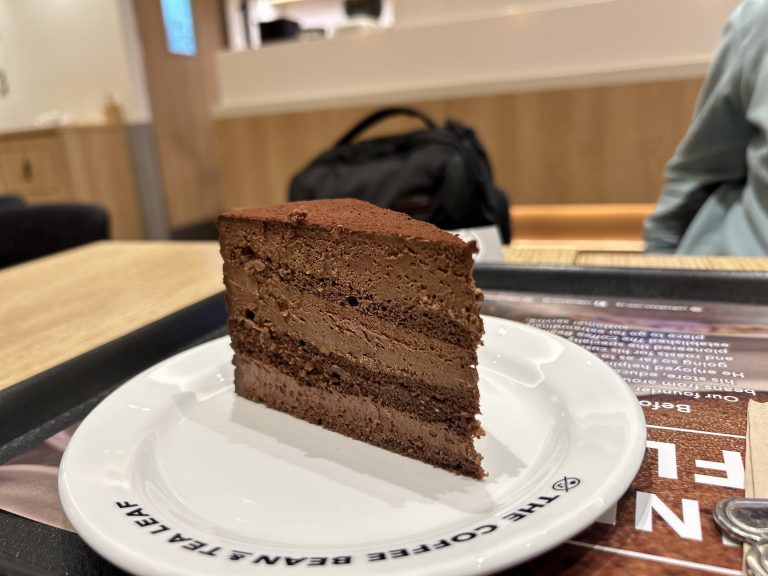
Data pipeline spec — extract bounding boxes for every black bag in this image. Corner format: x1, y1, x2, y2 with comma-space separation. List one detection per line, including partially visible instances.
289, 107, 511, 243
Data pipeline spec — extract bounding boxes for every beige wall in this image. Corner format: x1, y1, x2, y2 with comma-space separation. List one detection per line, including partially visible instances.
0, 0, 150, 132
215, 0, 736, 118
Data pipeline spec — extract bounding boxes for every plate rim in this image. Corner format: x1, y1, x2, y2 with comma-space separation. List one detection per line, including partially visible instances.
59, 315, 646, 576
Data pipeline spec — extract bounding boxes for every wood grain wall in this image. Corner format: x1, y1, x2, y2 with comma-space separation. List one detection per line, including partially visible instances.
216, 78, 703, 210
132, 0, 224, 231
61, 127, 144, 239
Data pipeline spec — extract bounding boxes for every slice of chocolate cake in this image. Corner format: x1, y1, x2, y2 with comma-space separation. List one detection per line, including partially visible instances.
217, 198, 485, 479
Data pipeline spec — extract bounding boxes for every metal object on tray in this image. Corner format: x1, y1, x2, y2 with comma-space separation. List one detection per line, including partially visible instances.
714, 498, 768, 576
745, 544, 768, 576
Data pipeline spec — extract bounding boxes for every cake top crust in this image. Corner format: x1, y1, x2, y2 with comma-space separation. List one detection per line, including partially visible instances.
219, 199, 472, 251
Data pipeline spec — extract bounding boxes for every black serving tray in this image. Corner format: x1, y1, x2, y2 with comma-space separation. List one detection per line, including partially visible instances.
1, 263, 767, 576
474, 263, 768, 305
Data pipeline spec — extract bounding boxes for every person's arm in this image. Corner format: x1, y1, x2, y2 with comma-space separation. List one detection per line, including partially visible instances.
643, 3, 756, 253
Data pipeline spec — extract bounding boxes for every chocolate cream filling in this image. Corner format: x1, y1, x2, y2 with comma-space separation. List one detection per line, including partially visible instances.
230, 318, 481, 435
225, 270, 478, 389
220, 220, 484, 336
229, 257, 478, 349
235, 359, 485, 479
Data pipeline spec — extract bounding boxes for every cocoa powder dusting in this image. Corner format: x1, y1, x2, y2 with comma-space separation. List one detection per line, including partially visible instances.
288, 209, 308, 224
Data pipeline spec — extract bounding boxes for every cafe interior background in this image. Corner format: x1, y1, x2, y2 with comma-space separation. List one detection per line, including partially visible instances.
0, 0, 745, 262
4, 3, 768, 575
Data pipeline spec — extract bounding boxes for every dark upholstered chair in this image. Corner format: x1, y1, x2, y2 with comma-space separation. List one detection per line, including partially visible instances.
0, 194, 26, 211
0, 203, 110, 269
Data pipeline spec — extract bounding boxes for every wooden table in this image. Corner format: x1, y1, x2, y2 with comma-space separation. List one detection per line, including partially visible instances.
505, 240, 768, 270
0, 241, 224, 392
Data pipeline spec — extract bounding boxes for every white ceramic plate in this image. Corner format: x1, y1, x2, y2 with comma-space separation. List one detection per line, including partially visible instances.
60, 316, 645, 576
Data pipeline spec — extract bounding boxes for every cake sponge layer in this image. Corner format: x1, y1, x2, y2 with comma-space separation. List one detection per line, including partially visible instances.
229, 318, 481, 435
226, 270, 478, 390
236, 358, 485, 479
225, 255, 479, 349
219, 212, 483, 333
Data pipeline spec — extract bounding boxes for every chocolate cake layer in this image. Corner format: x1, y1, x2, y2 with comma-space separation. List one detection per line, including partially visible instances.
226, 270, 478, 388
222, 221, 478, 310
236, 359, 485, 479
226, 255, 479, 349
219, 217, 483, 333
229, 319, 481, 434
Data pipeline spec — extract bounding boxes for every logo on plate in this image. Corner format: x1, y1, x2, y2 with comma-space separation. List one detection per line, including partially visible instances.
553, 477, 581, 492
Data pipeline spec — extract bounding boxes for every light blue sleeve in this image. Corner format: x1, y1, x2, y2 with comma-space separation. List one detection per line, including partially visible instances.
643, 2, 756, 253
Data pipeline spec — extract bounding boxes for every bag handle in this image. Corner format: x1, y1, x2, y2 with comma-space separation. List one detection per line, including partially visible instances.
335, 107, 438, 147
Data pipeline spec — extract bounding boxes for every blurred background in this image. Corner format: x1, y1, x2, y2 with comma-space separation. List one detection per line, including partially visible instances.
0, 0, 740, 245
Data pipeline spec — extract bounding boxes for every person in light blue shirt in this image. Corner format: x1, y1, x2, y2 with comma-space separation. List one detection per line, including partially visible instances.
644, 0, 768, 255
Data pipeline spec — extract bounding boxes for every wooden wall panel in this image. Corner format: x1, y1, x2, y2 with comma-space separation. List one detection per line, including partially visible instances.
61, 127, 144, 239
444, 79, 703, 204
132, 0, 224, 230
216, 79, 703, 210
447, 80, 701, 204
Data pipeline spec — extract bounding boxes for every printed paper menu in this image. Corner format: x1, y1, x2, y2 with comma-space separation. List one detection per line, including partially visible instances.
483, 291, 768, 575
